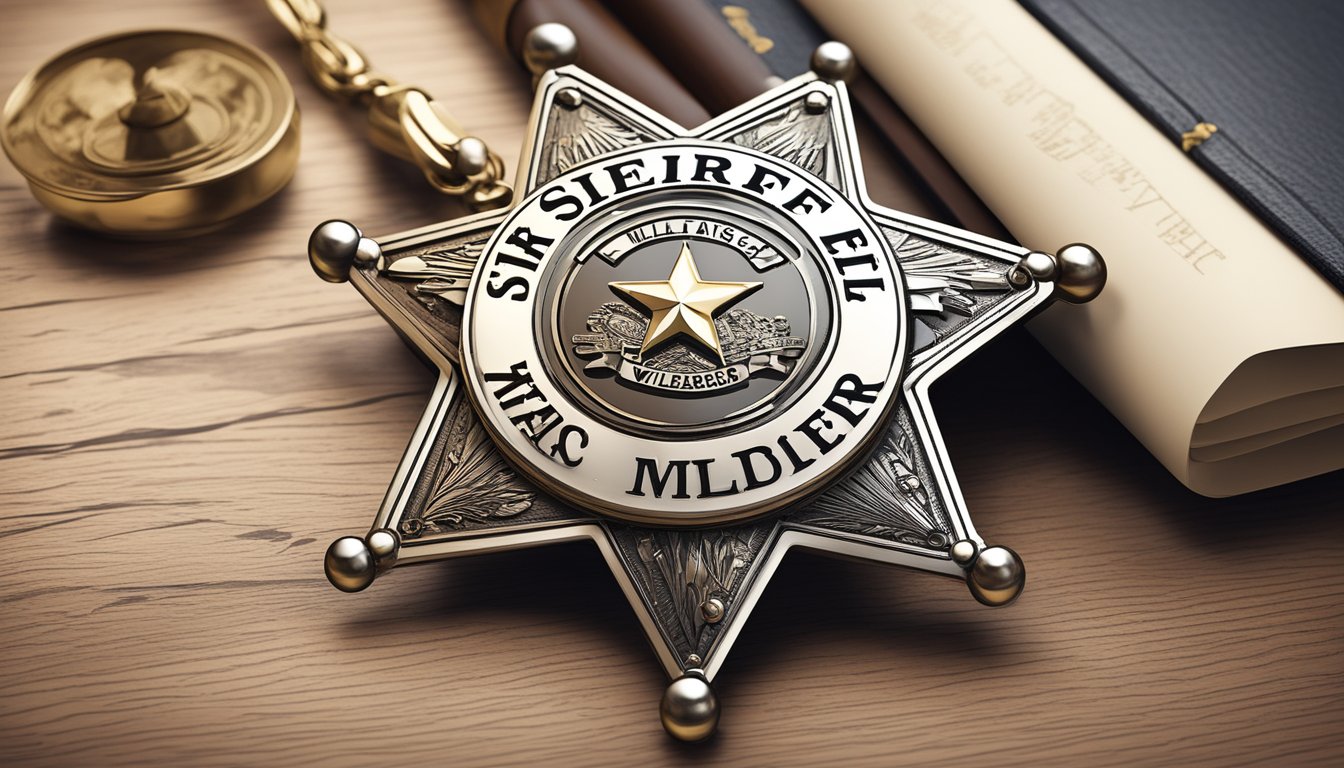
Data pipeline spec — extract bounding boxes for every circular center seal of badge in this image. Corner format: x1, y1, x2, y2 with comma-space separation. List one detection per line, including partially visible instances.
460, 140, 907, 526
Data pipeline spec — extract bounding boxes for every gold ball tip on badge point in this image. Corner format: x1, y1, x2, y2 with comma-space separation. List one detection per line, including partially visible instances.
660, 674, 720, 742
966, 545, 1026, 607
1054, 243, 1107, 303
0, 30, 299, 238
523, 23, 579, 76
810, 41, 856, 82
325, 536, 376, 593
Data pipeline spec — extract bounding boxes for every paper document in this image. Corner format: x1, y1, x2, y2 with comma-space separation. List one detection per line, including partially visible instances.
804, 0, 1344, 495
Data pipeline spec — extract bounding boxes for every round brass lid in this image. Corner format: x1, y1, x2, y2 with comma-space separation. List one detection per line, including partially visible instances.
1, 29, 299, 238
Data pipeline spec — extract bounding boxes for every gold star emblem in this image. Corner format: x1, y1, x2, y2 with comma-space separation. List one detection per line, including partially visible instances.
609, 242, 762, 363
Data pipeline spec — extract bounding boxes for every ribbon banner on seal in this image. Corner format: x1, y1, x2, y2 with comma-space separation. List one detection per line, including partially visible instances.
573, 302, 806, 394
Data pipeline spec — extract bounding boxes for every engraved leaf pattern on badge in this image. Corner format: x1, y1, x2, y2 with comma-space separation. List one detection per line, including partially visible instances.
399, 392, 534, 538
889, 231, 1010, 318
636, 529, 755, 652
384, 237, 486, 307
729, 104, 831, 179
804, 425, 948, 548
546, 105, 644, 177
573, 302, 803, 374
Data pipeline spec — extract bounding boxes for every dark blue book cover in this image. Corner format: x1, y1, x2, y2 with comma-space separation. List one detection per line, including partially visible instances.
1022, 0, 1344, 292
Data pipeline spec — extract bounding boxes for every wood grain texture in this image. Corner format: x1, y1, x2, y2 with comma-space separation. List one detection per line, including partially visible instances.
1, 1, 1341, 766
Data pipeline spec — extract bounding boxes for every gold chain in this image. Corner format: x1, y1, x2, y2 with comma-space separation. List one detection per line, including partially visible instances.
266, 0, 513, 210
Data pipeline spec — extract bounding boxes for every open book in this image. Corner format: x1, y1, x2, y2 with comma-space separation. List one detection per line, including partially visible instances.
802, 0, 1344, 496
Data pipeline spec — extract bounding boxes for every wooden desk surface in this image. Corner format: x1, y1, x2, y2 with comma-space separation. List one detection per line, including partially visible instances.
3, 1, 1341, 765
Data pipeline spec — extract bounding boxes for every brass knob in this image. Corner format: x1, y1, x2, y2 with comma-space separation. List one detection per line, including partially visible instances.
1, 30, 300, 239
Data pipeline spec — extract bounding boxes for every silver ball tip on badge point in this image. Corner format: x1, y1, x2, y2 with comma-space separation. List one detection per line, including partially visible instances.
810, 41, 857, 83
1054, 243, 1106, 302
309, 219, 382, 283
958, 544, 1025, 607
661, 669, 720, 742
1009, 243, 1106, 303
950, 539, 978, 566
523, 23, 579, 77
324, 528, 400, 593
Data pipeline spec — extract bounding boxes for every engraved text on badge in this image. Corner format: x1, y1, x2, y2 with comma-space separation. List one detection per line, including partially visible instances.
459, 141, 909, 525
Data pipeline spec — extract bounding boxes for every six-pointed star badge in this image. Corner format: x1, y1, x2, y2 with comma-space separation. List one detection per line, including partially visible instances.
307, 50, 1104, 741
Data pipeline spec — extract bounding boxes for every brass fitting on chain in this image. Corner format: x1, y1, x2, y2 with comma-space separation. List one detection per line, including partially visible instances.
266, 0, 513, 210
